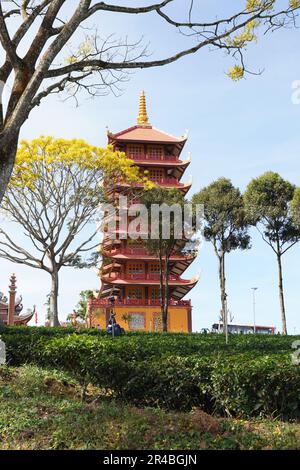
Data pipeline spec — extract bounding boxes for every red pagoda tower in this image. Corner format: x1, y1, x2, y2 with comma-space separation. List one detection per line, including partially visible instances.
87, 92, 199, 332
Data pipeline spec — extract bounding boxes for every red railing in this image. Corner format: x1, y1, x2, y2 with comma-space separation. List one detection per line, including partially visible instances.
106, 247, 192, 258
89, 298, 191, 307
112, 247, 148, 255
155, 178, 183, 186
105, 273, 183, 282
128, 154, 178, 162
116, 178, 184, 187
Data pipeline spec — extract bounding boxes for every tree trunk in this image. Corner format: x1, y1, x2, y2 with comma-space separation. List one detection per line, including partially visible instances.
163, 253, 170, 333
0, 136, 19, 204
218, 253, 226, 325
277, 252, 287, 335
158, 248, 165, 332
49, 270, 60, 327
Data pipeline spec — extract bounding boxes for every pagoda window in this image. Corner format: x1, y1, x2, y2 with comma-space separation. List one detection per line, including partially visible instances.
128, 239, 143, 247
128, 313, 145, 330
127, 145, 143, 159
127, 262, 144, 274
147, 145, 164, 160
149, 168, 164, 182
149, 262, 160, 274
150, 287, 160, 300
127, 287, 144, 299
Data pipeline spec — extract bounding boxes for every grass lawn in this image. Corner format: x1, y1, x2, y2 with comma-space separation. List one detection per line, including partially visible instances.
0, 364, 300, 450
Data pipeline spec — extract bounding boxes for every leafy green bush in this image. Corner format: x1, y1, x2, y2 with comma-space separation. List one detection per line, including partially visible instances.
211, 356, 300, 419
1, 327, 300, 418
0, 325, 107, 337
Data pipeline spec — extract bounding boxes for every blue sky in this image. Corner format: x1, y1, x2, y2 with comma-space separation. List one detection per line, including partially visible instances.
1, 1, 300, 332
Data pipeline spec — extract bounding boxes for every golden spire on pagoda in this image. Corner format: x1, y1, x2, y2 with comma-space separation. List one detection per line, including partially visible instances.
137, 90, 150, 126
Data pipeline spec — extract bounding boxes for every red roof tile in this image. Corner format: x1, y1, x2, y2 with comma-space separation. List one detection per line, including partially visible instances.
109, 125, 187, 144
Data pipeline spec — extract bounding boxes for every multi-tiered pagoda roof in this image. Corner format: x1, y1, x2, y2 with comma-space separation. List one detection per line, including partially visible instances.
88, 92, 199, 332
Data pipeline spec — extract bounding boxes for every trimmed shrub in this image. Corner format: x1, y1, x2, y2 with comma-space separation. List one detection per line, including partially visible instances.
1, 328, 300, 418
211, 356, 300, 419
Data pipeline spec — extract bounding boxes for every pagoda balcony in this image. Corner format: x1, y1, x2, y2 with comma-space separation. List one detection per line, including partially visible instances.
102, 273, 193, 284
128, 153, 179, 162
104, 229, 148, 238
105, 192, 142, 205
112, 247, 147, 255
89, 298, 191, 307
108, 273, 181, 281
116, 177, 190, 189
156, 177, 184, 187
104, 247, 196, 260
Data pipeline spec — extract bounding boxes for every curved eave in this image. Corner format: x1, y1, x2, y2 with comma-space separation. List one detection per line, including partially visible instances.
132, 159, 190, 169
173, 238, 189, 252
111, 137, 187, 149
170, 278, 199, 301
99, 283, 120, 298
101, 276, 196, 287
109, 133, 187, 149
181, 183, 191, 195
14, 312, 34, 325
102, 252, 195, 263
169, 256, 196, 276
169, 161, 190, 180
102, 239, 122, 248
107, 125, 188, 157
99, 278, 198, 301
101, 262, 122, 272
114, 181, 192, 193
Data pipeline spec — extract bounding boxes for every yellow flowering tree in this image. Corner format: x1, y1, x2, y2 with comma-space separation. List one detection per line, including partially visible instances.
0, 136, 140, 326
1, 1, 300, 205
227, 0, 300, 80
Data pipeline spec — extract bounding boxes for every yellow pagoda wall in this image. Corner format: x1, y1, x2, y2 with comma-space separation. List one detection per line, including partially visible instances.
90, 306, 191, 333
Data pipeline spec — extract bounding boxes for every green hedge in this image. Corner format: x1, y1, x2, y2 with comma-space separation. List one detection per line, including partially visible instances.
1, 325, 298, 354
0, 325, 107, 337
1, 328, 299, 418
210, 356, 300, 418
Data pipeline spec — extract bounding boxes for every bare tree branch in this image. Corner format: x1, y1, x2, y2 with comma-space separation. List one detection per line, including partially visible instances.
0, 3, 21, 69
86, 0, 175, 16
0, 0, 299, 204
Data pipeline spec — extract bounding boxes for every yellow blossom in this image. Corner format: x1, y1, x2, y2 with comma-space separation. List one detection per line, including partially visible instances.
9, 136, 143, 190
290, 0, 300, 9
246, 0, 275, 12
228, 65, 245, 81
